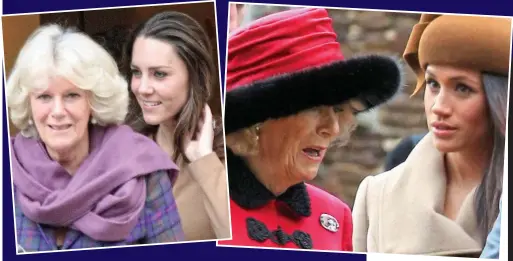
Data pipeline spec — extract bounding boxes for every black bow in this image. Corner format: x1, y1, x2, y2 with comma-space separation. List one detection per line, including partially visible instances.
246, 218, 313, 249
227, 148, 312, 218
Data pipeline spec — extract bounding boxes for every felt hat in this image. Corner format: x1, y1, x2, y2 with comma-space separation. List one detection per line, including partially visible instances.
403, 14, 512, 95
225, 8, 403, 134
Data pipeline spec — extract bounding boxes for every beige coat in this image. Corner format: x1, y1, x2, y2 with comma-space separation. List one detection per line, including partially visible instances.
172, 152, 231, 241
352, 132, 484, 257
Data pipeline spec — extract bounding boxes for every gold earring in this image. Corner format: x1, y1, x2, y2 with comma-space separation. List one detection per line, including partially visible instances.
255, 125, 260, 142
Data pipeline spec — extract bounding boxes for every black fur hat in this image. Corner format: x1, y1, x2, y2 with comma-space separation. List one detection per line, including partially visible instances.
225, 8, 403, 134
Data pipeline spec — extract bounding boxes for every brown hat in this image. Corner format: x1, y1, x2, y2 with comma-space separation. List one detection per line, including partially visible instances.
403, 14, 512, 95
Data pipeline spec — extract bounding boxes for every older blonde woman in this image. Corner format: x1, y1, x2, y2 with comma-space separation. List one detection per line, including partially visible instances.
7, 24, 184, 252
217, 8, 402, 251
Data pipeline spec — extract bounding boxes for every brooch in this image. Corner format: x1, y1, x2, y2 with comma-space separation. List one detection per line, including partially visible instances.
320, 213, 339, 232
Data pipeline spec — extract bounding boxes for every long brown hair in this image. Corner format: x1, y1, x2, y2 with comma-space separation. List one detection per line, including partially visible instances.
474, 72, 507, 243
122, 11, 224, 164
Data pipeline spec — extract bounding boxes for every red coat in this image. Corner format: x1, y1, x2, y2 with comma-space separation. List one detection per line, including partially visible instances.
218, 149, 353, 251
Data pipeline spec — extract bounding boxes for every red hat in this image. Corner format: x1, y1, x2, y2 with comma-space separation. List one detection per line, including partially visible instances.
225, 8, 403, 134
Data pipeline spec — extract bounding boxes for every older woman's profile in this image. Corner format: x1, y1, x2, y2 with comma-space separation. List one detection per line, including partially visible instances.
6, 24, 185, 252
218, 8, 402, 251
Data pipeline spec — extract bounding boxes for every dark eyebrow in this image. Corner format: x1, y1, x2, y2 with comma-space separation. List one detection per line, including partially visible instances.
130, 64, 172, 70
425, 69, 479, 86
149, 66, 171, 70
425, 69, 438, 79
451, 76, 479, 86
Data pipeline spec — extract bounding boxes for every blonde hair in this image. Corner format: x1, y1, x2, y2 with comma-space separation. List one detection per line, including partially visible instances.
6, 24, 129, 138
226, 123, 261, 156
226, 106, 358, 157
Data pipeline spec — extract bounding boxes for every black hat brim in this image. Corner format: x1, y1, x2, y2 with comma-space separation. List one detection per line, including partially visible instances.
225, 54, 404, 134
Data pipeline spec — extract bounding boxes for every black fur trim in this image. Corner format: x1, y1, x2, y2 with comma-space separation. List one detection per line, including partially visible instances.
246, 218, 313, 249
225, 54, 403, 134
227, 148, 311, 217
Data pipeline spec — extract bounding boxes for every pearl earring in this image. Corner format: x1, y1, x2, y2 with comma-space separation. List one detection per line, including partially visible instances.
28, 119, 33, 125
91, 118, 98, 124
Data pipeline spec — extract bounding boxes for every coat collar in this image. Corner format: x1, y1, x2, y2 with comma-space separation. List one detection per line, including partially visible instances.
380, 132, 483, 256
226, 148, 311, 218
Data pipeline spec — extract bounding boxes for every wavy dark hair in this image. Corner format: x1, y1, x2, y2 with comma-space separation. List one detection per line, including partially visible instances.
122, 11, 225, 164
474, 72, 507, 244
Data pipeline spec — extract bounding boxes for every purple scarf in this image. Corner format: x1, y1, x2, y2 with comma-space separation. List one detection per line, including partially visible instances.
11, 124, 179, 242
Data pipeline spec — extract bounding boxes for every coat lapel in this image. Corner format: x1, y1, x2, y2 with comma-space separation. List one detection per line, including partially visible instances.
380, 132, 483, 256
226, 148, 312, 217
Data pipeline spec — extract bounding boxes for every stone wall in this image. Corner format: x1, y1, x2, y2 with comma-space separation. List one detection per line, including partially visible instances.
241, 5, 429, 208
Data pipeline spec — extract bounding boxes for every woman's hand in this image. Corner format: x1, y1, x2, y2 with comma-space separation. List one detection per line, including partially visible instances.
184, 105, 214, 161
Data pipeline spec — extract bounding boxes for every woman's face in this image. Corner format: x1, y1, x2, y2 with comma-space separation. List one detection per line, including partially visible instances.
424, 64, 491, 153
130, 36, 189, 126
257, 103, 357, 183
30, 76, 91, 155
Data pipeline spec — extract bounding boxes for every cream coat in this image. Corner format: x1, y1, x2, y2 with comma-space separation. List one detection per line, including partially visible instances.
352, 132, 484, 257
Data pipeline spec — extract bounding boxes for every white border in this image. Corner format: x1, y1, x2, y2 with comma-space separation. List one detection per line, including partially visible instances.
217, 3, 511, 261
213, 0, 234, 243
1, 0, 233, 256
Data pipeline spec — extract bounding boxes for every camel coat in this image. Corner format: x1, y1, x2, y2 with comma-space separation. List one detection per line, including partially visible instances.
172, 152, 231, 241
352, 132, 484, 257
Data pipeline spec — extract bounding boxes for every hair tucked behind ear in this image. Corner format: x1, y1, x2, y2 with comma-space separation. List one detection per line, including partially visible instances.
474, 72, 507, 244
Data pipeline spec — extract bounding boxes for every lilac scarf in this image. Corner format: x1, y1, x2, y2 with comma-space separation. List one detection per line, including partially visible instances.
11, 124, 179, 242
